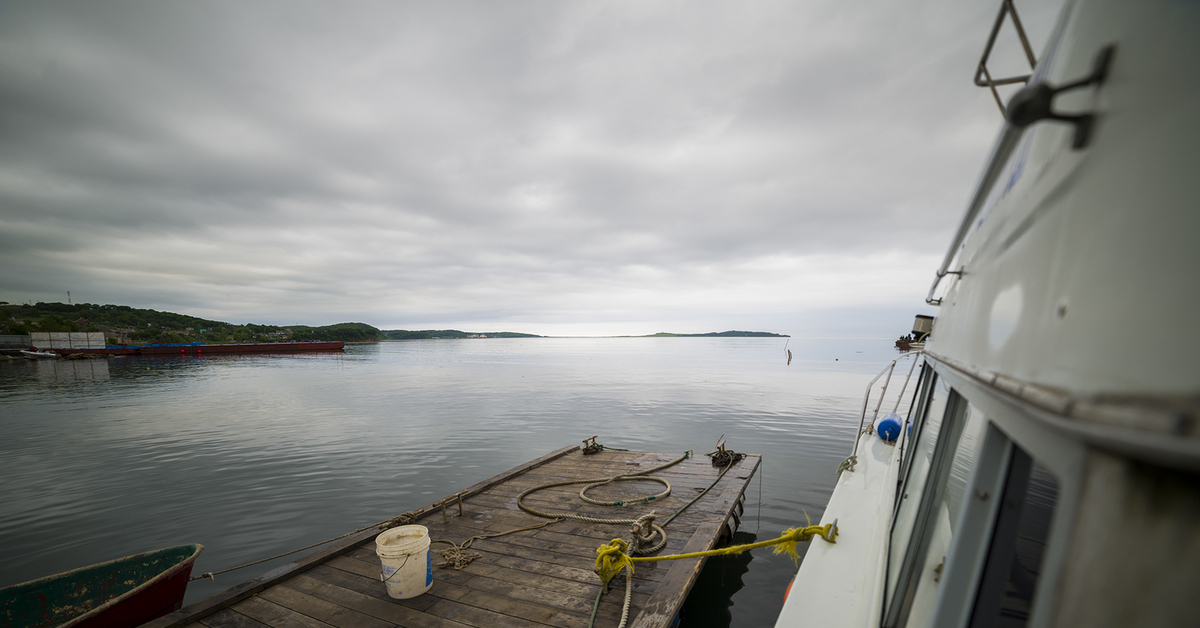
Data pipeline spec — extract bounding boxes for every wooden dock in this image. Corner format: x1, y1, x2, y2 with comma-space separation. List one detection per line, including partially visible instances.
144, 444, 761, 628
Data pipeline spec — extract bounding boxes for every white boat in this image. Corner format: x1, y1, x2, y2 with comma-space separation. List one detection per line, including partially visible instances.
20, 349, 60, 359
777, 1, 1200, 627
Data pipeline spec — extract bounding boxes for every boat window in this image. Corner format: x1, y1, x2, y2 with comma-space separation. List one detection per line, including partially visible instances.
944, 404, 988, 534
969, 449, 1059, 627
885, 373, 950, 612
899, 363, 935, 481
905, 402, 989, 621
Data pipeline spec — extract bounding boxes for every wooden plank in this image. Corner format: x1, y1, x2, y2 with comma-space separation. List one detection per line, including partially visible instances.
256, 585, 394, 628
305, 563, 425, 605
284, 572, 471, 628
196, 608, 271, 628
231, 596, 335, 628
308, 562, 584, 628
438, 584, 588, 628
332, 545, 656, 615
419, 519, 691, 560
541, 460, 728, 478
144, 444, 580, 628
462, 484, 749, 527
457, 572, 626, 617
423, 597, 552, 628
513, 469, 731, 490
338, 539, 667, 591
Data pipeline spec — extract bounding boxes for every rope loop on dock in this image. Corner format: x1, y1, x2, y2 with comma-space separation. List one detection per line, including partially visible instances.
516, 452, 690, 526
579, 475, 671, 507
627, 514, 666, 555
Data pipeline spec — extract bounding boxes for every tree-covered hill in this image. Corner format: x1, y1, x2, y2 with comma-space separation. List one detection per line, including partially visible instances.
1, 302, 223, 332
290, 322, 380, 342
0, 301, 380, 344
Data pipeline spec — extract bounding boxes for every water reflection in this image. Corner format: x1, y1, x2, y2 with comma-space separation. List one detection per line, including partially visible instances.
33, 358, 110, 383
682, 531, 757, 627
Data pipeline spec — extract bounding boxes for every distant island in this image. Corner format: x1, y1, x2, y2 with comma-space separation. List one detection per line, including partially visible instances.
382, 330, 788, 339
640, 331, 789, 337
380, 330, 541, 340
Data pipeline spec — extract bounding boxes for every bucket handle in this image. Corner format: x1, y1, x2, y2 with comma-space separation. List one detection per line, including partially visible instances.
380, 552, 412, 583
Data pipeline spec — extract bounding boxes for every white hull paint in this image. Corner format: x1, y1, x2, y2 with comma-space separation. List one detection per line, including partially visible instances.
777, 1, 1200, 626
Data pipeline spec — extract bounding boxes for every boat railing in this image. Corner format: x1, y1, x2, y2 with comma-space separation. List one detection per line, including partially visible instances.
974, 0, 1038, 116
850, 351, 923, 462
925, 124, 1025, 306
928, 0, 1040, 306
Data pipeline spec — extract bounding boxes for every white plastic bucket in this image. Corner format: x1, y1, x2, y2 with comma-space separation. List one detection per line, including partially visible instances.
375, 525, 433, 599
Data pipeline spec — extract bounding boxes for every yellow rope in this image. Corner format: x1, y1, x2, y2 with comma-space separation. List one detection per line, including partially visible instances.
593, 523, 838, 585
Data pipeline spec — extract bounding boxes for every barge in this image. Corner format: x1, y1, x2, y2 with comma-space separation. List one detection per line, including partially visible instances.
52, 341, 345, 356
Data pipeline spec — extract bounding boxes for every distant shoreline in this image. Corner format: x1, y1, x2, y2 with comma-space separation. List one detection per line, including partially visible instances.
378, 330, 789, 339
0, 302, 790, 343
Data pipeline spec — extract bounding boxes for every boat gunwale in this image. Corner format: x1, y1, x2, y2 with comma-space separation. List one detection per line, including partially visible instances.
923, 351, 1200, 473
0, 543, 203, 628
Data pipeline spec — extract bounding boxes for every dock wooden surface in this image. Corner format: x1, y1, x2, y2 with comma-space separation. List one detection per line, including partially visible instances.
145, 445, 760, 628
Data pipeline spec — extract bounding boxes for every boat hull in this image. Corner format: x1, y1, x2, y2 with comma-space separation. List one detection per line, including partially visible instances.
0, 544, 203, 628
137, 341, 345, 355
18, 351, 60, 359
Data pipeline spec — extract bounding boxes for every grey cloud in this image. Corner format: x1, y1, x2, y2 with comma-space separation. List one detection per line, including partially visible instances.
0, 0, 1064, 333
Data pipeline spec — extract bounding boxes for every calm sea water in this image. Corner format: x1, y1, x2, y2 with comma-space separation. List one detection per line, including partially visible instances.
0, 337, 904, 627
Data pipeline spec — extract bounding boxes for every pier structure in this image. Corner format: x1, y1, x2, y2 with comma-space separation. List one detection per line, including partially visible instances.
144, 444, 761, 628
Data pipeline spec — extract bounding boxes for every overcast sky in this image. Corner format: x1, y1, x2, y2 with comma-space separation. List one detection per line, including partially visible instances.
0, 1, 1066, 336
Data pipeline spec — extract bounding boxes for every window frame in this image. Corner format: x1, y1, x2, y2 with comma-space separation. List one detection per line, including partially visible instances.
897, 362, 935, 486
920, 360, 1086, 628
883, 386, 970, 628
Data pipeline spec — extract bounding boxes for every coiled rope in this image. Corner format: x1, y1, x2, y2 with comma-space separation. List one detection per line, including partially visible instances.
517, 446, 746, 628
431, 517, 563, 569
515, 451, 691, 555
434, 447, 703, 572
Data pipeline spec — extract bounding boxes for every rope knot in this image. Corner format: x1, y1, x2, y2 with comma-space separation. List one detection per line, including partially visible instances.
836, 455, 858, 479
627, 513, 664, 556
382, 510, 421, 530
772, 523, 838, 564
594, 538, 634, 585
437, 546, 483, 570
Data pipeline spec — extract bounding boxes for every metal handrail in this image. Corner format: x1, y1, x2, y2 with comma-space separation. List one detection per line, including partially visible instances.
850, 352, 923, 464
925, 123, 1026, 305
975, 0, 1037, 116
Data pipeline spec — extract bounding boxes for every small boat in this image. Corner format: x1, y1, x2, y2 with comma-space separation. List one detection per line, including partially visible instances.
19, 350, 60, 360
895, 315, 933, 349
0, 544, 203, 628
